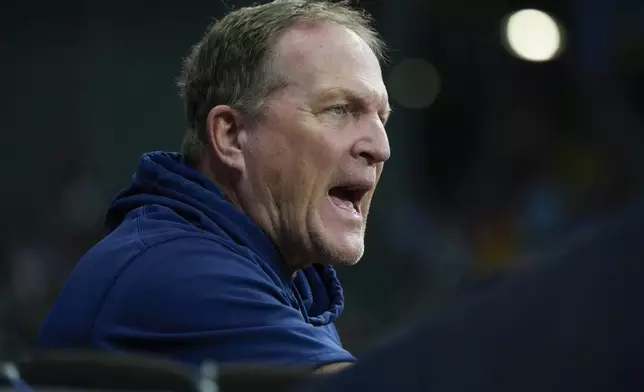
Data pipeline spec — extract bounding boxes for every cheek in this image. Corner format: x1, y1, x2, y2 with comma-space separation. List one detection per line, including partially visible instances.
250, 138, 321, 206
245, 134, 290, 202
249, 122, 343, 208
284, 128, 339, 179
300, 139, 342, 193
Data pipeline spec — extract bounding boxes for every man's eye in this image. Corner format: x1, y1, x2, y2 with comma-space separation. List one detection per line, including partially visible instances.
326, 105, 350, 116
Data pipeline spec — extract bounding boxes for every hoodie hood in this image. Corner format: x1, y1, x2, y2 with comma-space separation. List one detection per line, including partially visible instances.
106, 151, 344, 326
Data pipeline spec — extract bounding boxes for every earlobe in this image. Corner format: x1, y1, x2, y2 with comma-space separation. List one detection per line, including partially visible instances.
205, 105, 246, 172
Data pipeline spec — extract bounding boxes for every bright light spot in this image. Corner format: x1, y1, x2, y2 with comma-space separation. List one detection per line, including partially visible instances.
504, 9, 563, 62
387, 58, 441, 110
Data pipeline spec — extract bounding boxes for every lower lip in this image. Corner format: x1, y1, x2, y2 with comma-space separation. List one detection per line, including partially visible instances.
327, 195, 362, 220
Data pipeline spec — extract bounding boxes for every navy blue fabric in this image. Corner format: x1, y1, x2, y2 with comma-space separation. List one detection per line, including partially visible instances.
37, 151, 355, 368
300, 203, 644, 391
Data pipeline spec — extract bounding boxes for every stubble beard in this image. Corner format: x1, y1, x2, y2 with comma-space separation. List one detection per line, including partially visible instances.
309, 222, 366, 267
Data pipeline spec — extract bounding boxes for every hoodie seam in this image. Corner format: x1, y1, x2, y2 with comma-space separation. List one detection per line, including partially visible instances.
136, 208, 150, 248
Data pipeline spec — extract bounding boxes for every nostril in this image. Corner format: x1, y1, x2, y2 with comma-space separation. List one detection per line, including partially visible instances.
359, 151, 376, 165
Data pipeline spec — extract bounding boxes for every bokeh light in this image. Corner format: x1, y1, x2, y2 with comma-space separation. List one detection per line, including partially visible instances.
503, 9, 564, 62
387, 58, 442, 109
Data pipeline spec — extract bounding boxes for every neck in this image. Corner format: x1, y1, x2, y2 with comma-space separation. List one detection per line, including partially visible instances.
197, 156, 304, 274
198, 155, 243, 209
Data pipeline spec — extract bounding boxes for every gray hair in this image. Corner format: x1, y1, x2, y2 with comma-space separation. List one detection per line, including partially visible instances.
177, 0, 388, 165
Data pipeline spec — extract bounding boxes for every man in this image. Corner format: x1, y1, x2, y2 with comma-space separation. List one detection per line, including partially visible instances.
36, 0, 391, 373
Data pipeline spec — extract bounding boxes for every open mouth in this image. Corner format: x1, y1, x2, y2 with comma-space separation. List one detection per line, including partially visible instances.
328, 185, 369, 215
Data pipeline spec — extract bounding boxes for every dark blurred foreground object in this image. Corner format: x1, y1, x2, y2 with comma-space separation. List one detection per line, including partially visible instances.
0, 350, 315, 392
299, 204, 644, 392
1, 351, 197, 392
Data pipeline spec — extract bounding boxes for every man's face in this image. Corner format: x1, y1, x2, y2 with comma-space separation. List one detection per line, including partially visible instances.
239, 22, 391, 269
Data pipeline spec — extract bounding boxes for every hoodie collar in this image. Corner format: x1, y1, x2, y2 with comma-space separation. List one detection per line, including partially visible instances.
106, 151, 344, 326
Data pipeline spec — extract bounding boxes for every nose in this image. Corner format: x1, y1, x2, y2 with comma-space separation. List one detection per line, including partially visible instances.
351, 119, 391, 165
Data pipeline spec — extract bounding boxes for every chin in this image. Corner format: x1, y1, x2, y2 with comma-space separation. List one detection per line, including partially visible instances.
311, 230, 365, 266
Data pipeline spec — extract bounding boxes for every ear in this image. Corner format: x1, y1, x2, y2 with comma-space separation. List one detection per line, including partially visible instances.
204, 105, 247, 173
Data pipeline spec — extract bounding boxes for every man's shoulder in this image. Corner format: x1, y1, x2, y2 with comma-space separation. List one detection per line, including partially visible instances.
106, 203, 232, 250
38, 224, 288, 346
93, 233, 287, 313
90, 203, 269, 278
80, 222, 281, 302
57, 208, 285, 318
119, 233, 279, 287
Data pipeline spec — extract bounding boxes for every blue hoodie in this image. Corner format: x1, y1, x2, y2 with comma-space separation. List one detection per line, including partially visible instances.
37, 152, 356, 368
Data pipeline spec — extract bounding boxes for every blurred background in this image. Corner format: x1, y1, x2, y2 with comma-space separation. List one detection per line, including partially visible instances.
1, 0, 643, 359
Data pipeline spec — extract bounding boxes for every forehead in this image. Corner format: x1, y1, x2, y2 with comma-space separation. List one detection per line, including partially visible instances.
272, 22, 388, 105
